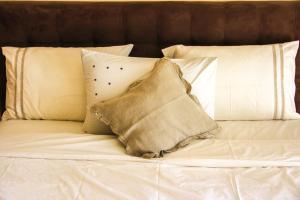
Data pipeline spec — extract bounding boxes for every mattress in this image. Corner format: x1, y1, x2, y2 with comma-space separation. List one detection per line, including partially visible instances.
0, 120, 300, 199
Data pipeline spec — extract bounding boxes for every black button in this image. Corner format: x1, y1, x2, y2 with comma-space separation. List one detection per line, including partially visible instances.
92, 65, 95, 68
120, 67, 123, 70
108, 82, 111, 85
95, 93, 98, 96
106, 66, 109, 69
94, 78, 97, 81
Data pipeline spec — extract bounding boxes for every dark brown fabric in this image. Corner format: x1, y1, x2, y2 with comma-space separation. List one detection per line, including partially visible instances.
0, 1, 299, 115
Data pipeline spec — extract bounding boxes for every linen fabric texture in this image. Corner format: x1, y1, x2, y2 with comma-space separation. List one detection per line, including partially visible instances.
91, 58, 219, 158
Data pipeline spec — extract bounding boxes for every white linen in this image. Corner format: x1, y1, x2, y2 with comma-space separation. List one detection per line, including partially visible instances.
2, 45, 133, 121
81, 50, 217, 134
163, 41, 300, 120
0, 120, 300, 199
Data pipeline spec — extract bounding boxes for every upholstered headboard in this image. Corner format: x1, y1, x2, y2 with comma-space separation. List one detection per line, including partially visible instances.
0, 1, 300, 115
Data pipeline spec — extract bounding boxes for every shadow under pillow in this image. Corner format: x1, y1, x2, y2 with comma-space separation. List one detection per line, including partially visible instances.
91, 58, 220, 158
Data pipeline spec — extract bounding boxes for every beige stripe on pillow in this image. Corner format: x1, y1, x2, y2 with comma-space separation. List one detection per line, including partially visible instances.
272, 45, 278, 120
279, 44, 285, 119
20, 48, 28, 119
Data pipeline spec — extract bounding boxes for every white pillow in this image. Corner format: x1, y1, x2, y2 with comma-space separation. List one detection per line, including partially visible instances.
81, 50, 217, 134
163, 41, 300, 120
2, 45, 133, 121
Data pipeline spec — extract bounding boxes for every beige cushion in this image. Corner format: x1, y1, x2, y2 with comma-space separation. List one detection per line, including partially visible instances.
81, 50, 217, 134
91, 58, 219, 158
2, 45, 133, 121
163, 41, 300, 120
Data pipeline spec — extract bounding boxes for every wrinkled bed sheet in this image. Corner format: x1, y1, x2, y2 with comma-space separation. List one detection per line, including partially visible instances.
0, 120, 300, 200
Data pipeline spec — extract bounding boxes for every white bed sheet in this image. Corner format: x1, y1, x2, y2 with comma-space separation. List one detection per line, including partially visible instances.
0, 120, 300, 200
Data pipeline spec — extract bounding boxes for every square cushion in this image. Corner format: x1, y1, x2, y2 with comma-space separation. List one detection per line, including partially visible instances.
81, 50, 217, 134
91, 58, 220, 158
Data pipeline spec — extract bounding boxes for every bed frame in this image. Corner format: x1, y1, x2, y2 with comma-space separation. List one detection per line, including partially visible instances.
0, 1, 299, 115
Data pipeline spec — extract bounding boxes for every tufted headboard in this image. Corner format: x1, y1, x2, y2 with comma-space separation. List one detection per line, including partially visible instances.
0, 1, 300, 115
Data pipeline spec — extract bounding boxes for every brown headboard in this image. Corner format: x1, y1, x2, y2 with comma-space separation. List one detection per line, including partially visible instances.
0, 1, 300, 115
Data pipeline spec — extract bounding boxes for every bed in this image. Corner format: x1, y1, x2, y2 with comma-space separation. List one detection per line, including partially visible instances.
1, 120, 300, 199
0, 1, 300, 199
